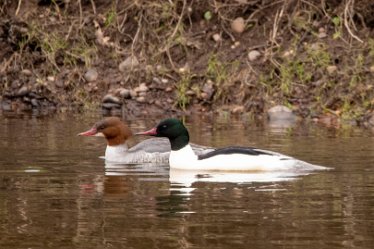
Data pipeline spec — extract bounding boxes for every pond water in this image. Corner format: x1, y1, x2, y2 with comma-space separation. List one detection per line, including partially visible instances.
0, 113, 373, 249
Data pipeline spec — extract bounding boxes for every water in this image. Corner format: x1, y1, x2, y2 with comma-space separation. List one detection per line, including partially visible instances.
0, 113, 373, 249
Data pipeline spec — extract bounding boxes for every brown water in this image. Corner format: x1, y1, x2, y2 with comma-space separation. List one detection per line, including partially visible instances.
0, 113, 373, 249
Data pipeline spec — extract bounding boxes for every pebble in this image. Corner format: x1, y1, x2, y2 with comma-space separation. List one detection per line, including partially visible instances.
248, 50, 261, 61
102, 94, 121, 104
231, 17, 245, 33
47, 76, 55, 82
368, 112, 374, 126
231, 105, 244, 114
161, 78, 169, 84
153, 77, 161, 84
31, 99, 39, 107
166, 98, 174, 104
1, 100, 11, 111
202, 81, 215, 100
136, 96, 146, 103
318, 32, 327, 39
119, 88, 131, 99
212, 33, 221, 42
17, 86, 29, 97
186, 90, 195, 96
370, 66, 374, 73
84, 68, 98, 82
21, 69, 32, 76
55, 80, 64, 88
130, 90, 137, 98
165, 87, 173, 92
134, 83, 149, 93
102, 102, 121, 110
326, 65, 337, 75
119, 56, 139, 72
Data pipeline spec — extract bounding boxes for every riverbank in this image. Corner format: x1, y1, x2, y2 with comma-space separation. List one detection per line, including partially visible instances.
1, 1, 374, 127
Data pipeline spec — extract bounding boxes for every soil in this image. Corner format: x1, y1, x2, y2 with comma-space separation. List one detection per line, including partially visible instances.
1, 0, 374, 126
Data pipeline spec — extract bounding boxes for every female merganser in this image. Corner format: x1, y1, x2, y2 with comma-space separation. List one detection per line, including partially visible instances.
137, 118, 328, 171
78, 117, 213, 164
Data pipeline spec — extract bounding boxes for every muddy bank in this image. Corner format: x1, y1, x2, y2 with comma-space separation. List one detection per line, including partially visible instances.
0, 0, 374, 126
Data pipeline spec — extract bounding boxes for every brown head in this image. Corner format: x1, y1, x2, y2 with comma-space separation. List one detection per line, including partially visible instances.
78, 117, 133, 146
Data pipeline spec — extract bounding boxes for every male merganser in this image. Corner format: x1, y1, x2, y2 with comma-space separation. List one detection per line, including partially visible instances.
78, 117, 213, 164
137, 118, 328, 171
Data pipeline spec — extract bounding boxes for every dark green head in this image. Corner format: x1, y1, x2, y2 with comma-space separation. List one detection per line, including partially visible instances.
137, 118, 189, 150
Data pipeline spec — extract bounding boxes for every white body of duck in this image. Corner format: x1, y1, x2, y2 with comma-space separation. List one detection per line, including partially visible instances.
137, 118, 328, 172
78, 117, 212, 164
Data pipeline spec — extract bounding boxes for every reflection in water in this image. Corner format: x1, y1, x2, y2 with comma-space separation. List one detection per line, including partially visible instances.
0, 114, 374, 248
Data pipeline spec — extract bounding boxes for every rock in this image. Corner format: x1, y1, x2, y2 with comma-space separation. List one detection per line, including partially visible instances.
119, 88, 131, 99
1, 100, 11, 111
248, 50, 261, 61
166, 98, 174, 104
102, 102, 121, 110
186, 90, 195, 96
231, 17, 245, 33
47, 76, 55, 82
84, 68, 98, 82
134, 83, 149, 93
202, 81, 215, 100
17, 86, 29, 97
21, 69, 32, 76
55, 80, 64, 88
161, 78, 169, 84
165, 87, 173, 92
231, 105, 244, 114
130, 90, 137, 98
318, 32, 327, 39
136, 96, 146, 103
267, 105, 296, 121
102, 94, 121, 104
152, 77, 161, 84
31, 98, 39, 107
368, 112, 374, 126
212, 33, 221, 42
370, 65, 374, 73
119, 56, 139, 72
326, 65, 337, 75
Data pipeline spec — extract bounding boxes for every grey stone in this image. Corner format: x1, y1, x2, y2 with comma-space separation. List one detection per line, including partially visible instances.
119, 56, 139, 72
102, 102, 122, 110
102, 94, 121, 104
248, 50, 261, 61
84, 68, 99, 82
31, 98, 39, 107
119, 88, 131, 99
17, 86, 29, 97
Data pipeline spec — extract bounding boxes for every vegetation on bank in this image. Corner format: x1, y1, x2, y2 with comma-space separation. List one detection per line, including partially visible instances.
0, 0, 373, 125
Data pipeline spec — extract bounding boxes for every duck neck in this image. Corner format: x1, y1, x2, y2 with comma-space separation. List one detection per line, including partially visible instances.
169, 134, 189, 151
105, 143, 129, 161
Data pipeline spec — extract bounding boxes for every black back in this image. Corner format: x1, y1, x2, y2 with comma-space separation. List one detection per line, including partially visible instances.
198, 146, 274, 160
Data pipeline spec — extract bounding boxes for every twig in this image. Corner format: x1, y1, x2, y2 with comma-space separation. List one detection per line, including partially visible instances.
343, 0, 363, 43
15, 0, 22, 16
90, 0, 96, 15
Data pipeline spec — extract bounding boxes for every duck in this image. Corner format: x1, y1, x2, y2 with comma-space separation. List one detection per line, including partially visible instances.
136, 118, 328, 171
78, 117, 213, 164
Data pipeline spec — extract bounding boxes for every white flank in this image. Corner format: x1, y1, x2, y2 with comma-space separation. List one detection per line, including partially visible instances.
169, 144, 328, 172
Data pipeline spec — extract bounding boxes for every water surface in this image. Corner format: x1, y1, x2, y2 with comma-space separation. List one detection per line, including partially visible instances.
0, 113, 373, 249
